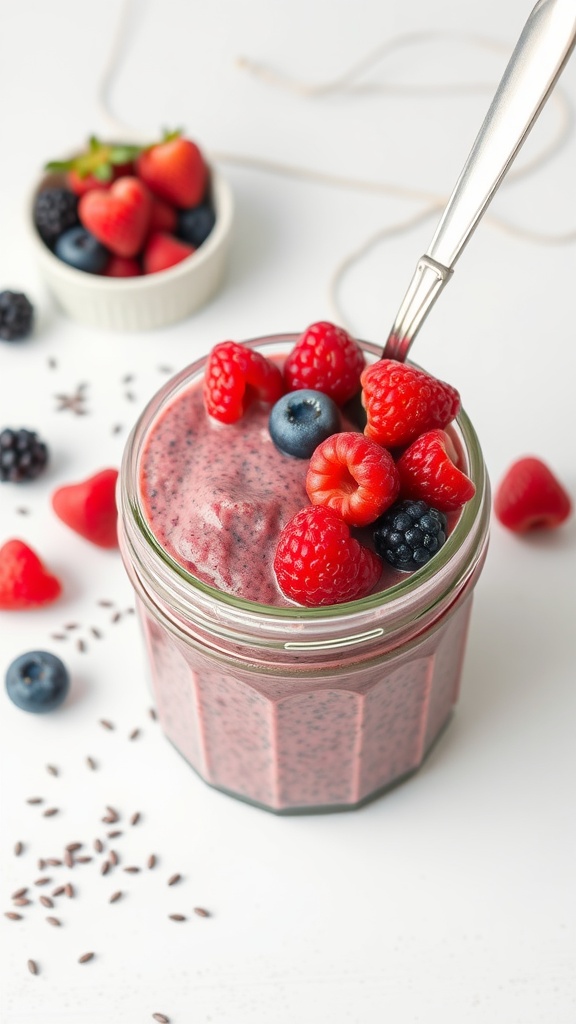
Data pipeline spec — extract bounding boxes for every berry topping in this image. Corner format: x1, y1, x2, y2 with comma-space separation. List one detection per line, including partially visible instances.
5, 651, 70, 714
306, 432, 400, 527
143, 232, 195, 274
177, 202, 216, 247
0, 291, 34, 343
361, 359, 461, 448
204, 342, 284, 424
104, 255, 141, 278
136, 131, 208, 208
274, 505, 381, 607
51, 468, 119, 548
33, 187, 79, 246
373, 499, 448, 571
149, 197, 178, 234
46, 137, 141, 190
494, 457, 572, 532
397, 428, 476, 512
0, 428, 48, 483
269, 389, 340, 459
54, 226, 109, 274
284, 321, 366, 406
0, 539, 62, 610
78, 177, 152, 258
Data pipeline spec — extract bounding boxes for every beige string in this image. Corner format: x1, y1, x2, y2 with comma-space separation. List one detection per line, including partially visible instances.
96, 1, 576, 332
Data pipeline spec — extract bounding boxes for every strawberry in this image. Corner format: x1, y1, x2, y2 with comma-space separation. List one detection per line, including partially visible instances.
136, 131, 208, 208
51, 469, 119, 548
143, 232, 194, 274
104, 255, 141, 277
397, 429, 476, 512
0, 539, 62, 610
274, 505, 381, 607
204, 341, 284, 423
306, 432, 400, 527
46, 137, 141, 196
149, 197, 178, 234
78, 177, 152, 258
284, 322, 365, 406
494, 457, 572, 532
361, 359, 461, 448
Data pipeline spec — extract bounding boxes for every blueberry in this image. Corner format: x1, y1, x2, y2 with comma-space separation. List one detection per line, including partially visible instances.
6, 651, 70, 713
54, 226, 109, 273
177, 202, 215, 247
269, 389, 340, 458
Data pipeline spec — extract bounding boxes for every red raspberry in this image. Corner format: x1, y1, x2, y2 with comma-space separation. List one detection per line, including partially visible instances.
361, 359, 461, 448
306, 432, 400, 527
274, 505, 382, 607
494, 457, 572, 532
0, 539, 62, 610
397, 429, 475, 512
284, 321, 365, 406
204, 342, 284, 424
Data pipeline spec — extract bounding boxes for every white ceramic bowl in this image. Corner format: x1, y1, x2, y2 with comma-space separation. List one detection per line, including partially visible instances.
28, 164, 234, 331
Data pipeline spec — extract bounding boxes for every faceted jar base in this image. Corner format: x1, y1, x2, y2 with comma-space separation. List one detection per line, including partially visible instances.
139, 594, 473, 814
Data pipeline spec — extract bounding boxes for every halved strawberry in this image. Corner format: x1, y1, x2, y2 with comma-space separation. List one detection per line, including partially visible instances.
52, 469, 119, 548
136, 131, 208, 208
0, 539, 62, 610
494, 457, 572, 532
397, 429, 475, 512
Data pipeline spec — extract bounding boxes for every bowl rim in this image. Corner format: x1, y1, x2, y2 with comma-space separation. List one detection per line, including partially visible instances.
28, 159, 234, 292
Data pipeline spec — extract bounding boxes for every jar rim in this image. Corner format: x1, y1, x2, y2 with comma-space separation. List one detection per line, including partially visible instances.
119, 334, 490, 635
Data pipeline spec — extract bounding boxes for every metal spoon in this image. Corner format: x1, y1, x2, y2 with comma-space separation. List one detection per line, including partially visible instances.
383, 0, 576, 362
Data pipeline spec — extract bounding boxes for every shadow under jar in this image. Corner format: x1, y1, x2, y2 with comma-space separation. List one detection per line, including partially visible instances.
118, 336, 490, 814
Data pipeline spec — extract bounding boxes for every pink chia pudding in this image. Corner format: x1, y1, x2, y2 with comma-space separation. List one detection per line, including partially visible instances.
119, 336, 490, 813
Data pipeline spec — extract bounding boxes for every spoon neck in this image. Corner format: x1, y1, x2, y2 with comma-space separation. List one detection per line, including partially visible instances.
383, 255, 453, 361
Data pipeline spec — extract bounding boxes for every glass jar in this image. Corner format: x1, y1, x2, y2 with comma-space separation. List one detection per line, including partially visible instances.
118, 336, 490, 814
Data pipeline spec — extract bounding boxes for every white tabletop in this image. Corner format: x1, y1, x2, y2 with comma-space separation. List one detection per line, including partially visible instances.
1, 1, 575, 1021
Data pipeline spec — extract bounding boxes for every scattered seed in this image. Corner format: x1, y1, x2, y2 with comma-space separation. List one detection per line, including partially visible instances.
66, 842, 83, 853
112, 423, 123, 435
64, 622, 79, 631
5, 912, 22, 921
193, 907, 210, 918
98, 600, 114, 608
124, 866, 141, 874
16, 506, 30, 515
76, 856, 92, 864
78, 952, 94, 964
64, 850, 74, 868
129, 728, 141, 741
90, 627, 102, 639
46, 764, 59, 776
126, 607, 135, 615
158, 364, 173, 374
101, 861, 110, 876
26, 797, 43, 805
94, 838, 104, 853
13, 898, 31, 907
125, 391, 136, 402
111, 611, 122, 624
52, 886, 66, 897
86, 756, 97, 771
130, 812, 141, 826
46, 916, 61, 927
109, 850, 119, 866
99, 719, 114, 731
46, 858, 63, 867
167, 874, 181, 887
43, 807, 59, 818
34, 878, 52, 887
169, 914, 186, 922
107, 830, 122, 839
147, 854, 157, 870
122, 373, 134, 384
109, 891, 122, 904
40, 896, 54, 909
64, 884, 74, 899
47, 357, 58, 369
152, 1014, 170, 1023
51, 633, 67, 640
27, 959, 38, 975
148, 707, 157, 721
14, 841, 24, 855
12, 887, 28, 899
76, 639, 87, 653
37, 859, 46, 870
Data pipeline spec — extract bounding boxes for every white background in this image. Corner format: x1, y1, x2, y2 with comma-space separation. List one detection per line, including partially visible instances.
1, 1, 575, 1022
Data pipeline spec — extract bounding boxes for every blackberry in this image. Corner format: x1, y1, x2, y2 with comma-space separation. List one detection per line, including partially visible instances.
0, 428, 49, 483
34, 187, 79, 246
0, 291, 34, 342
374, 499, 447, 571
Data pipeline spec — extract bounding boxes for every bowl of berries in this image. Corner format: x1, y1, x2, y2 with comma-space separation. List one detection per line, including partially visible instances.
29, 132, 233, 331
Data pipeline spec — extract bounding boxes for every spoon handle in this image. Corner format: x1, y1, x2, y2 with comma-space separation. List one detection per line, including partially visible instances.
383, 0, 576, 362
